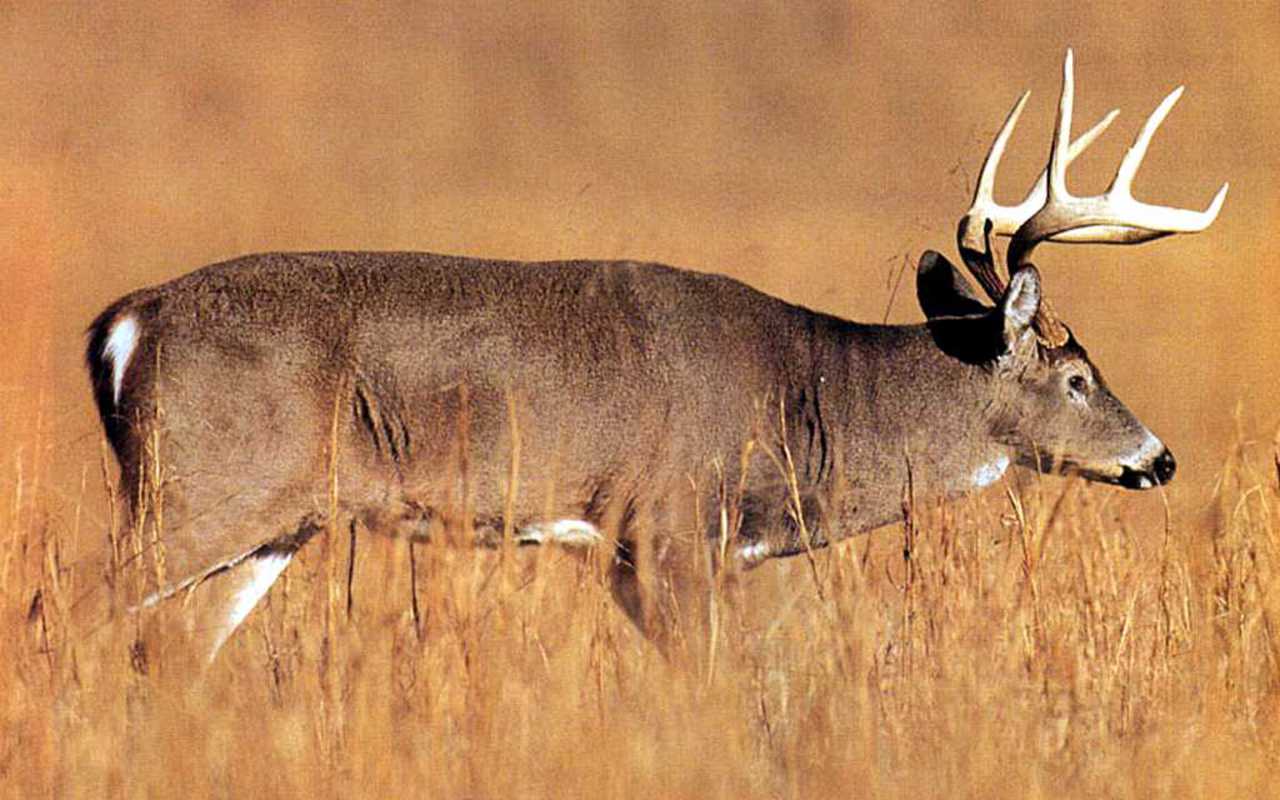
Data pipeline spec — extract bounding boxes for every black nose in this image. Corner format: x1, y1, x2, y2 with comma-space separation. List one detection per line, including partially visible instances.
1152, 448, 1177, 484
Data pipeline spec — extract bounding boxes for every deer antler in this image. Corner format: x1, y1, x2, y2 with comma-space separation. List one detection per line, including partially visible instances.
957, 90, 1117, 305
957, 49, 1229, 347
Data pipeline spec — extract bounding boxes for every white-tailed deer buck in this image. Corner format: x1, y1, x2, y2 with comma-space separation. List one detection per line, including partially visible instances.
88, 52, 1225, 660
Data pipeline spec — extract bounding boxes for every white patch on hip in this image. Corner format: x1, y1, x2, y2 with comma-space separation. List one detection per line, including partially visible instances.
209, 551, 293, 660
736, 540, 771, 564
102, 314, 140, 405
972, 454, 1011, 489
517, 519, 602, 547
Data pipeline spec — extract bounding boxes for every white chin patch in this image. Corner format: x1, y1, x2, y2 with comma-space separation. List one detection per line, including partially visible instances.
517, 519, 602, 547
972, 455, 1011, 488
102, 314, 140, 405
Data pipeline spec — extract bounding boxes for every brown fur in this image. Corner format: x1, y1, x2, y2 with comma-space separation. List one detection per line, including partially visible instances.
86, 249, 1169, 650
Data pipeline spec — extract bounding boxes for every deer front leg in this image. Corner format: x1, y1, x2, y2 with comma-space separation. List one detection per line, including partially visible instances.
606, 494, 726, 657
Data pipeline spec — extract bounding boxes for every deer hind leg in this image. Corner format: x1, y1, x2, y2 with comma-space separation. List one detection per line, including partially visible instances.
185, 523, 320, 664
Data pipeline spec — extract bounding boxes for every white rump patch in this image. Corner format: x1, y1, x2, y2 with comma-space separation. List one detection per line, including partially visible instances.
102, 314, 140, 405
517, 519, 602, 547
208, 551, 293, 660
736, 540, 771, 564
972, 455, 1011, 489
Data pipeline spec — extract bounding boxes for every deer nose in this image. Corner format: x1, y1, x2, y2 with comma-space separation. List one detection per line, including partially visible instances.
1152, 448, 1176, 484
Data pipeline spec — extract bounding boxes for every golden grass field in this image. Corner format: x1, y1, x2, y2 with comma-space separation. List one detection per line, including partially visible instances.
1, 3, 1277, 798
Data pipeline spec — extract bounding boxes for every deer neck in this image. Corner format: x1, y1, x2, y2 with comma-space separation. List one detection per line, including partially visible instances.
797, 322, 1012, 535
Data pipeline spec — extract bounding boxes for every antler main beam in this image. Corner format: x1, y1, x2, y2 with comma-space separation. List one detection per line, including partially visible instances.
956, 49, 1229, 348
957, 90, 1117, 314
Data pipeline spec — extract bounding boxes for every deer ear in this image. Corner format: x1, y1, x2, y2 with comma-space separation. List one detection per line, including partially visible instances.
1001, 266, 1041, 341
917, 251, 989, 321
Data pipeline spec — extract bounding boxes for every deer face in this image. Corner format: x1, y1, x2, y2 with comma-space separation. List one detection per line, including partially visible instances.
918, 252, 1175, 490
999, 335, 1175, 489
991, 268, 1175, 489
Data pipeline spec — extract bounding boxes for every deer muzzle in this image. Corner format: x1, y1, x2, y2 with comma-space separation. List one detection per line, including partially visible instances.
1118, 447, 1176, 490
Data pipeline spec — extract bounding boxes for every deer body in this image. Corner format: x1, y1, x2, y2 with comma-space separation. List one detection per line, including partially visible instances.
89, 252, 1014, 570
86, 53, 1221, 659
85, 248, 1160, 656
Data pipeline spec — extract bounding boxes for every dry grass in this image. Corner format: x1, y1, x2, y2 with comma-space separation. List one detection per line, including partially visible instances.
2, 407, 1278, 799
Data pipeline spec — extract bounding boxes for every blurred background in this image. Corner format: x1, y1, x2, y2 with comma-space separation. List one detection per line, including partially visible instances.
0, 1, 1273, 514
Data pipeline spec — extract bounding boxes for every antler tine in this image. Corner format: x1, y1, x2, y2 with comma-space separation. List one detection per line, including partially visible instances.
956, 90, 1030, 302
957, 69, 1119, 305
1007, 110, 1119, 235
1011, 49, 1082, 348
1009, 51, 1230, 269
1111, 84, 1180, 196
1046, 48, 1076, 205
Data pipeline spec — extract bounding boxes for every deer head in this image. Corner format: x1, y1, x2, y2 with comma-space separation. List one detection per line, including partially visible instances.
931, 50, 1226, 487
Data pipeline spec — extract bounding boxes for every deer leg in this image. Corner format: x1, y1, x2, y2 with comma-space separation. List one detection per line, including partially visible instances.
608, 539, 666, 646
607, 518, 721, 658
184, 521, 322, 664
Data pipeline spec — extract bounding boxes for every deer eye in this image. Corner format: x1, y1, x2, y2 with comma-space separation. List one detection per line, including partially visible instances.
1068, 374, 1088, 395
